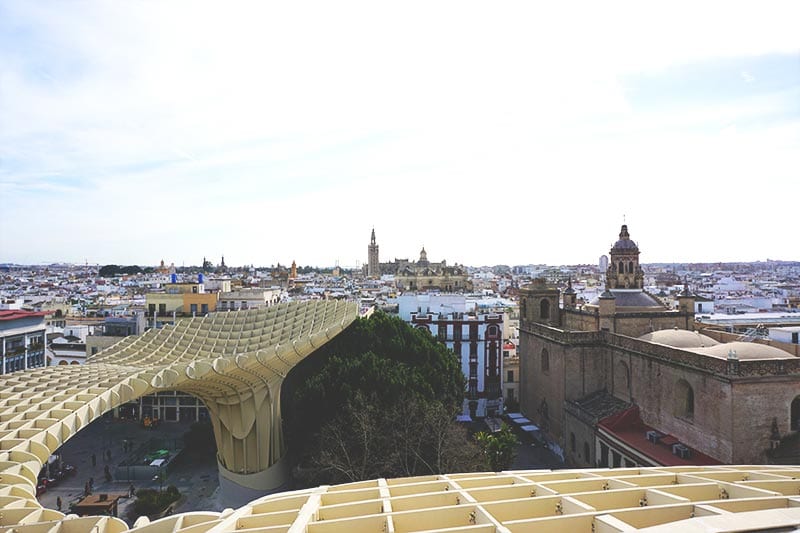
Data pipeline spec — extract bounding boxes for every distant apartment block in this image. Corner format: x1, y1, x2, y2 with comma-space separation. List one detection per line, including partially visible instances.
398, 294, 503, 418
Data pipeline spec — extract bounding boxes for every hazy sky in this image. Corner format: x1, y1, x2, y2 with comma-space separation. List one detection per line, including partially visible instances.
1, 2, 798, 268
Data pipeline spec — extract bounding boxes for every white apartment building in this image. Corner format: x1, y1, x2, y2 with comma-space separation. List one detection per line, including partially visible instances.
398, 294, 504, 419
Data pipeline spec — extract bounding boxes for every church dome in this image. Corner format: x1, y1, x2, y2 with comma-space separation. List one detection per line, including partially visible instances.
639, 329, 720, 348
611, 224, 639, 251
688, 341, 795, 360
589, 289, 664, 309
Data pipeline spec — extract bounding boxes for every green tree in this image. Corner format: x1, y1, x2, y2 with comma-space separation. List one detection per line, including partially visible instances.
475, 423, 519, 471
284, 311, 478, 486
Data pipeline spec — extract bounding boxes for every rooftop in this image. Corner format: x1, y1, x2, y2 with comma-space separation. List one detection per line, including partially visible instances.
599, 406, 722, 467
0, 309, 48, 322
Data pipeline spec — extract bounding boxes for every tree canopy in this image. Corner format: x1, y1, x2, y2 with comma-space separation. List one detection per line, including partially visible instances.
475, 423, 519, 471
98, 264, 150, 277
283, 311, 482, 486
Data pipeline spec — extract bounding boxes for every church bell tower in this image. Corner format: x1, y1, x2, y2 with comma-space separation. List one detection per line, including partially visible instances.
606, 225, 644, 289
367, 228, 380, 278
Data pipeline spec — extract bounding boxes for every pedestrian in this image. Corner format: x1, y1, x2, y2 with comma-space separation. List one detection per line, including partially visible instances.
129, 483, 136, 498
91, 453, 96, 467
56, 496, 62, 511
89, 477, 94, 490
104, 464, 112, 482
84, 481, 90, 496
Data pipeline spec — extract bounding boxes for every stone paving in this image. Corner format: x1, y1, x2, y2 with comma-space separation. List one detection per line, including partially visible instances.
37, 416, 223, 525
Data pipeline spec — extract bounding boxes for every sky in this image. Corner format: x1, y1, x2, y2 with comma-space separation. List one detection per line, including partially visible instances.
1, 1, 798, 268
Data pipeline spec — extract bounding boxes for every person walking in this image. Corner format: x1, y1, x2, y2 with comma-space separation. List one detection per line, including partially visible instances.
129, 483, 136, 498
56, 496, 62, 511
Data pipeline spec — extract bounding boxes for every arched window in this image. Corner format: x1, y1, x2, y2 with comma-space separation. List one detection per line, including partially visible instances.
628, 261, 634, 273
619, 261, 624, 273
791, 396, 800, 431
541, 348, 550, 373
415, 324, 430, 333
487, 325, 499, 337
540, 298, 550, 320
675, 379, 694, 419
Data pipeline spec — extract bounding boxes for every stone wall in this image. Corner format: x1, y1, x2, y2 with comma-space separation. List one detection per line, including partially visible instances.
519, 319, 800, 464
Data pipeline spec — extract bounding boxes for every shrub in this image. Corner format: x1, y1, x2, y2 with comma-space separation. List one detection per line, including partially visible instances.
132, 486, 181, 517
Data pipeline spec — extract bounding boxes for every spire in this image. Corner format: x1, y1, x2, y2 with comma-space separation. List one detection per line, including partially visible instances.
619, 224, 630, 241
370, 227, 376, 245
680, 276, 692, 297
564, 277, 576, 295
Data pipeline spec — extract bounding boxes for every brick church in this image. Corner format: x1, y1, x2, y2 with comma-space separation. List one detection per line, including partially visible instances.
519, 225, 800, 467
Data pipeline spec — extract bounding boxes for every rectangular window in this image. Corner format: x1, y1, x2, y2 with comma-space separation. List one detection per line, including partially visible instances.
91, 347, 98, 355
148, 304, 156, 315
158, 304, 167, 315
507, 370, 514, 382
201, 304, 209, 314
190, 304, 198, 314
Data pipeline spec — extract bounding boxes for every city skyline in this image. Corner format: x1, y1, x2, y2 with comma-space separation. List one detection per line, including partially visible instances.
1, 2, 798, 267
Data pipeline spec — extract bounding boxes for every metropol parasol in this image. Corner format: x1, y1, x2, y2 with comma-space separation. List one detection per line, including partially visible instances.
1, 301, 798, 533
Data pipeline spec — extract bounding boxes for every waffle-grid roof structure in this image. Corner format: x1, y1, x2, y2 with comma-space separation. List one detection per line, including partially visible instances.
0, 301, 359, 520
3, 465, 800, 532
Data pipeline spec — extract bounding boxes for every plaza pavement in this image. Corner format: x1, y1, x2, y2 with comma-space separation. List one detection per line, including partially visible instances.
37, 416, 223, 525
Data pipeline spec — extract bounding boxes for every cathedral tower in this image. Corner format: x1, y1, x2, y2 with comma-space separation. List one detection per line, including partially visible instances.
367, 228, 380, 278
606, 224, 644, 289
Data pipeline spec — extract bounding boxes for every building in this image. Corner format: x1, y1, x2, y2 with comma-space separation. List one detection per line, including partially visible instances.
769, 326, 800, 346
0, 309, 47, 374
383, 247, 471, 292
85, 314, 146, 356
367, 228, 380, 278
399, 294, 503, 418
519, 225, 800, 467
217, 288, 281, 311
48, 336, 87, 365
145, 281, 219, 327
503, 340, 519, 410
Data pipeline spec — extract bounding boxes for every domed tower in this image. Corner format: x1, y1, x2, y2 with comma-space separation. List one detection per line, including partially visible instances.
418, 246, 429, 267
606, 225, 644, 289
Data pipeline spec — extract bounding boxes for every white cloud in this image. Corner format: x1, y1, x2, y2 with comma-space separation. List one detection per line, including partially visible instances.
1, 0, 799, 265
